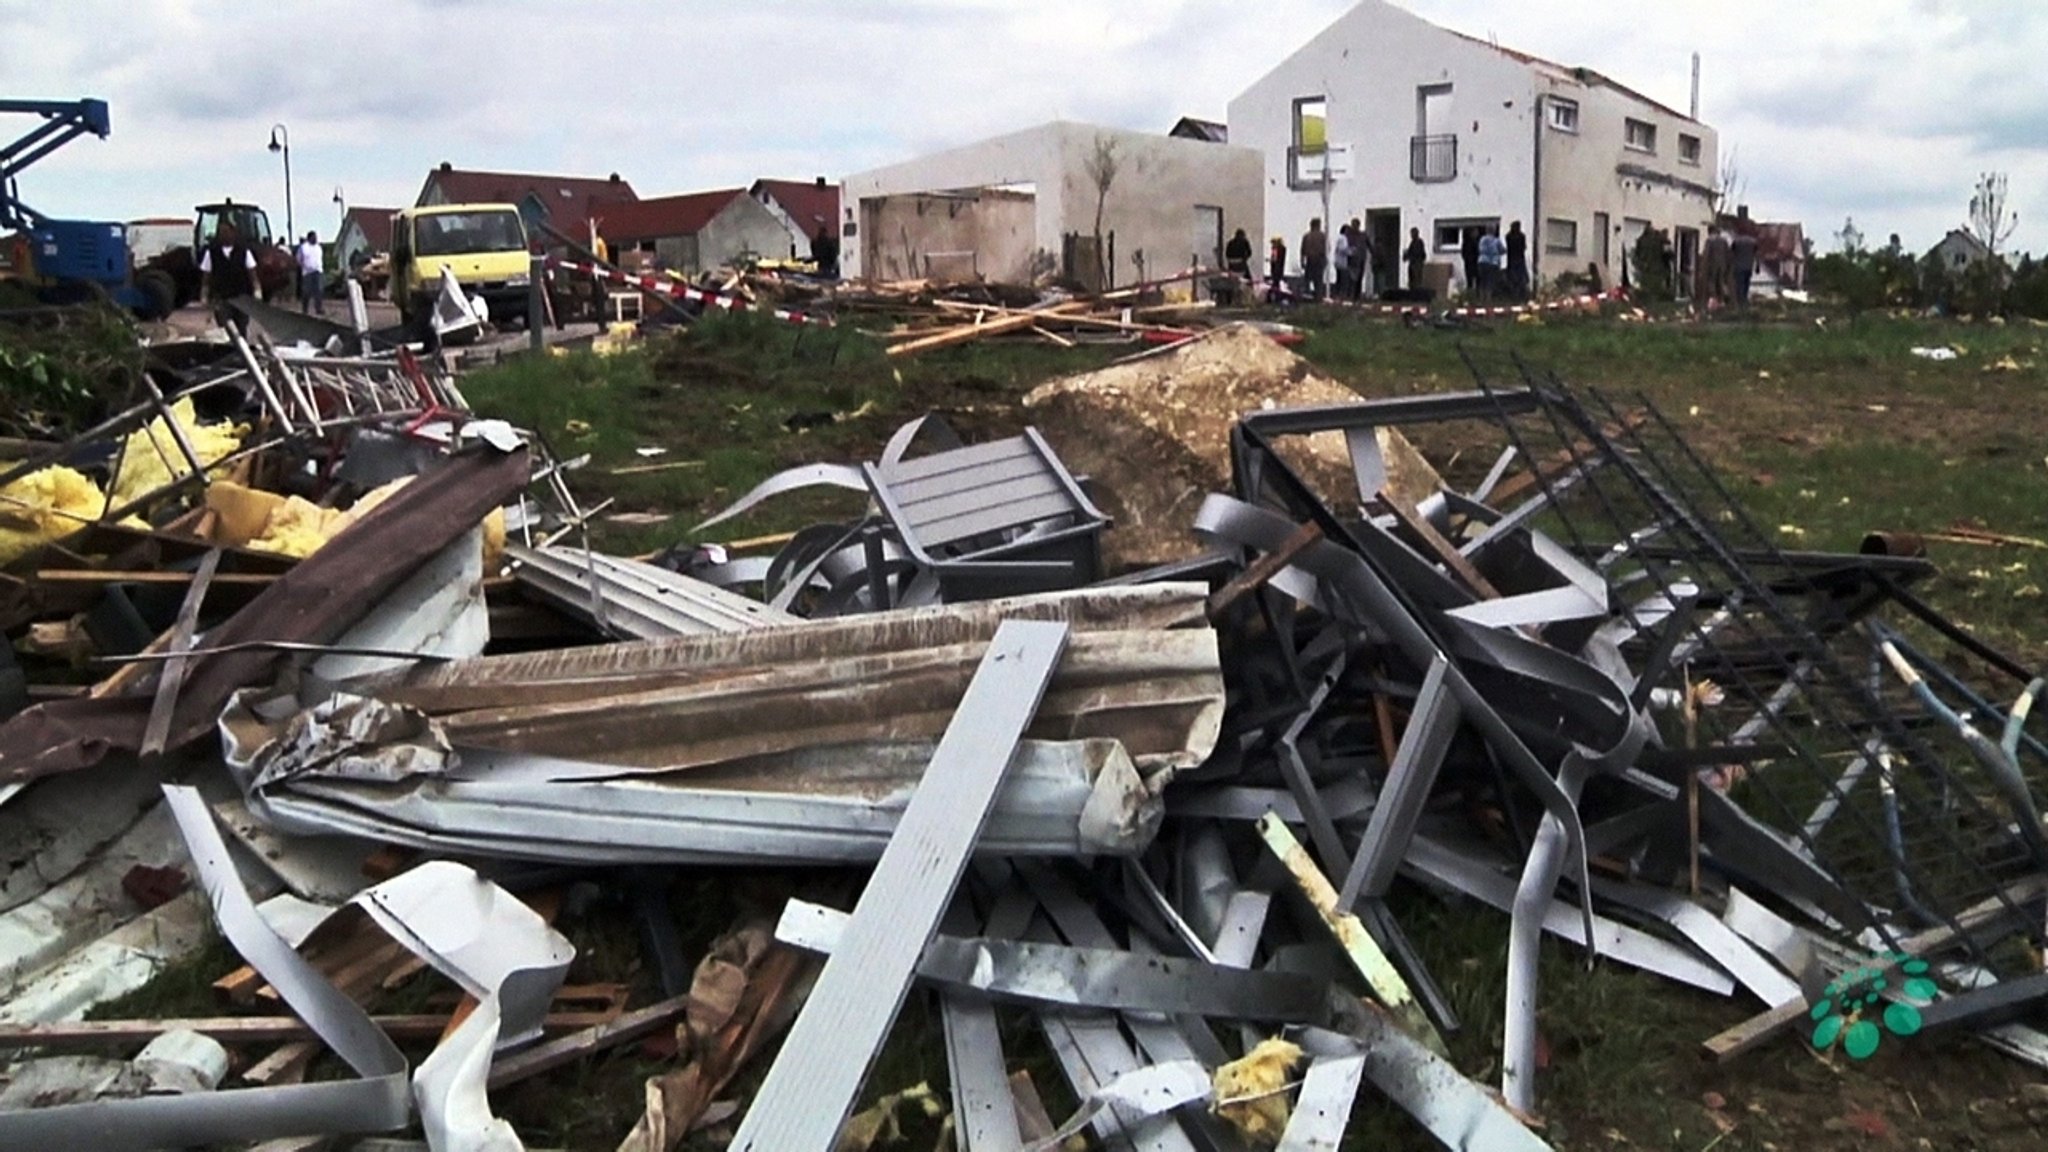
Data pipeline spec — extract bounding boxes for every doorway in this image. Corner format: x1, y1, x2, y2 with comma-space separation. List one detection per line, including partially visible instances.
1673, 226, 1700, 300
1193, 205, 1224, 271
1365, 209, 1400, 297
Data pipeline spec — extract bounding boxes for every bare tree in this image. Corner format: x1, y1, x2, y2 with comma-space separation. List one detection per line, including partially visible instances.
1713, 144, 1748, 218
1083, 134, 1121, 288
1968, 171, 2018, 257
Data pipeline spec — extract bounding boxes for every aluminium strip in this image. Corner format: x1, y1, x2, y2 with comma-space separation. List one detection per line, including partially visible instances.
1403, 834, 1736, 995
506, 544, 798, 638
775, 900, 1326, 1022
1297, 1024, 1553, 1152
729, 619, 1069, 1152
1587, 879, 1800, 1006
1340, 654, 1459, 909
939, 901, 1023, 1152
1272, 1054, 1365, 1152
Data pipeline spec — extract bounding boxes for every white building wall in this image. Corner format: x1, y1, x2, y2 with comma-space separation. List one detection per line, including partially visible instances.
695, 196, 800, 275
1535, 76, 1717, 291
1226, 0, 1536, 287
840, 121, 1263, 286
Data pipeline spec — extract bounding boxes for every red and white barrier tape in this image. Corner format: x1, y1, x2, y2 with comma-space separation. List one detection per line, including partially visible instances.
1255, 279, 1610, 319
547, 258, 831, 326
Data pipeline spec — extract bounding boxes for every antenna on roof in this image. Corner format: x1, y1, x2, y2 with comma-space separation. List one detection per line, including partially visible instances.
1690, 52, 1701, 120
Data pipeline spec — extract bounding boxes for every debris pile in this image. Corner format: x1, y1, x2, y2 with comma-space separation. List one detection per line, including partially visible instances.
0, 311, 2043, 1151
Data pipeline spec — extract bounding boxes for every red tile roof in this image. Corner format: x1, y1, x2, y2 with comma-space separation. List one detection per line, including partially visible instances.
594, 189, 745, 243
750, 178, 840, 233
417, 167, 638, 241
340, 207, 396, 252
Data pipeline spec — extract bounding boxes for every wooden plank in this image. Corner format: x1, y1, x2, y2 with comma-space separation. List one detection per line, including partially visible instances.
606, 459, 706, 477
35, 568, 278, 586
1377, 491, 1503, 601
485, 994, 696, 1091
728, 619, 1070, 1152
141, 548, 221, 758
886, 302, 1089, 357
1257, 813, 1449, 1057
1030, 326, 1076, 349
1207, 522, 1323, 620
1701, 998, 1811, 1063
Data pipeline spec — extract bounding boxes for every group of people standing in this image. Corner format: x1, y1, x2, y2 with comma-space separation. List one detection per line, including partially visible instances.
1700, 225, 1760, 309
1458, 221, 1529, 303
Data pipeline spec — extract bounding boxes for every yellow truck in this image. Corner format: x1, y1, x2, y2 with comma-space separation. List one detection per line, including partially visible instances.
388, 203, 533, 331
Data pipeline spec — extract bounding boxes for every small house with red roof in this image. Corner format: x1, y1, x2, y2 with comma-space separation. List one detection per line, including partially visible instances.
593, 187, 792, 276
336, 206, 396, 272
414, 163, 639, 248
751, 177, 843, 261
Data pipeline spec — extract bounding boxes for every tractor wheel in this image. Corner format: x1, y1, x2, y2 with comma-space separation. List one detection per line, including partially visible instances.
134, 270, 177, 320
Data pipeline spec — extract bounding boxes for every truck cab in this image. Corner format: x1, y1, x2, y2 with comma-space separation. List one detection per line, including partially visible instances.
389, 203, 532, 330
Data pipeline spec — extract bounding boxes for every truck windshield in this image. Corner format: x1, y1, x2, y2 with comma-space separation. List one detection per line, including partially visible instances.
415, 212, 527, 257
197, 206, 273, 248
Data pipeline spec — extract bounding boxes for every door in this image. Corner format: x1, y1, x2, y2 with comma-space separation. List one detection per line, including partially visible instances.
1621, 217, 1650, 290
1193, 205, 1224, 271
1365, 209, 1400, 296
1593, 212, 1611, 280
1673, 226, 1700, 300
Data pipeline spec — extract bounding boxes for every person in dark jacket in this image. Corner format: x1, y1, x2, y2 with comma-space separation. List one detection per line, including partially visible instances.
1300, 218, 1328, 300
1505, 221, 1529, 300
1460, 227, 1480, 300
1224, 228, 1253, 279
1267, 236, 1288, 303
1731, 230, 1759, 307
1404, 228, 1428, 292
200, 222, 257, 331
810, 223, 841, 279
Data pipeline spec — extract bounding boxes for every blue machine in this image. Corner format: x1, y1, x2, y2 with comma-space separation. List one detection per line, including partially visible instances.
0, 97, 166, 315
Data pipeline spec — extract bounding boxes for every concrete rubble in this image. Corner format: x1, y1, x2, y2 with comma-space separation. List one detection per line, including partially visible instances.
0, 298, 2043, 1152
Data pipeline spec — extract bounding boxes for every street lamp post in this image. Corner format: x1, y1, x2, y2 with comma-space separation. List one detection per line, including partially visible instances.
267, 123, 293, 240
332, 186, 345, 231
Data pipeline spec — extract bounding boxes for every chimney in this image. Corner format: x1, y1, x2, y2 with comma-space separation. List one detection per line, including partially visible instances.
1690, 52, 1701, 120
814, 176, 827, 189
438, 160, 452, 172
608, 172, 621, 184
1737, 204, 1750, 222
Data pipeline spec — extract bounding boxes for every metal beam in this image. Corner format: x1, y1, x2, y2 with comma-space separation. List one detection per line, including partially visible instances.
729, 619, 1069, 1152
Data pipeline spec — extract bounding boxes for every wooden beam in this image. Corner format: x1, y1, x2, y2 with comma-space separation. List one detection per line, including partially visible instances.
1701, 998, 1806, 1063
36, 568, 279, 586
1206, 522, 1323, 620
485, 994, 697, 1090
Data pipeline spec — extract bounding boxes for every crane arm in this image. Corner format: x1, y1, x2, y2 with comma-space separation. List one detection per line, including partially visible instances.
0, 98, 111, 231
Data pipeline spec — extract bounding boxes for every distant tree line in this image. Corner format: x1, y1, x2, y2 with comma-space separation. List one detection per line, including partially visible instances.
1810, 172, 2048, 317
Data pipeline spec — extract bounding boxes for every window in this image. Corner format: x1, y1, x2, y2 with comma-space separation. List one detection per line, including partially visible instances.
1625, 118, 1657, 153
1434, 219, 1499, 253
1289, 96, 1330, 189
1678, 133, 1702, 166
1548, 98, 1580, 133
1293, 96, 1327, 154
1545, 218, 1579, 255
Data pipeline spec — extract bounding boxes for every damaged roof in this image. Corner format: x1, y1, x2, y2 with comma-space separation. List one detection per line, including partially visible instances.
417, 165, 639, 239
595, 188, 747, 243
750, 178, 841, 232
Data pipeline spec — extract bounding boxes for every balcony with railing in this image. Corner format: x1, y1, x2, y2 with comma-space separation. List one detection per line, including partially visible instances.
1410, 134, 1457, 183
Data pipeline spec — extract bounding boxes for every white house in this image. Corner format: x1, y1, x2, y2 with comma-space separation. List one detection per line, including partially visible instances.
839, 120, 1264, 289
1228, 0, 1719, 297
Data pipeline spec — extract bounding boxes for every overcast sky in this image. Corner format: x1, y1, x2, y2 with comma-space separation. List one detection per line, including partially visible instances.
5, 0, 2042, 254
